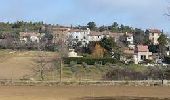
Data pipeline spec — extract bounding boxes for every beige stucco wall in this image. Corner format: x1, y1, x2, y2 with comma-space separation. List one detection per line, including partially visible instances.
149, 33, 160, 45
137, 52, 152, 62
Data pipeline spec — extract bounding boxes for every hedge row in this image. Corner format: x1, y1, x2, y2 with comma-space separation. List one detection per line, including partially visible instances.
63, 57, 118, 65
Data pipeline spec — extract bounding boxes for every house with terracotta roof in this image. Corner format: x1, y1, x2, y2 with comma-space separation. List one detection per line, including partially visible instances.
134, 45, 152, 64
146, 29, 162, 45
68, 49, 83, 57
51, 27, 70, 44
108, 32, 124, 43
124, 32, 135, 50
165, 37, 170, 56
87, 31, 110, 42
67, 28, 90, 47
19, 32, 41, 43
125, 33, 134, 44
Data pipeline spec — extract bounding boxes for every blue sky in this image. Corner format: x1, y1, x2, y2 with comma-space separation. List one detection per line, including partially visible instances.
0, 0, 170, 32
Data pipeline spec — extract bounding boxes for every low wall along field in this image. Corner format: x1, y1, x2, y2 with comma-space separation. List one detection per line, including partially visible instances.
0, 80, 169, 86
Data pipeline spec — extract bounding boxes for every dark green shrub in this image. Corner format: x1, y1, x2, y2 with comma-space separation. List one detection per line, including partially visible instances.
164, 57, 170, 64
63, 57, 118, 65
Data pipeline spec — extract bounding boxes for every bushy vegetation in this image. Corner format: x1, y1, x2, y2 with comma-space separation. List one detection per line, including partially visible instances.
0, 21, 43, 37
104, 64, 170, 80
46, 61, 170, 81
164, 57, 170, 64
63, 57, 118, 65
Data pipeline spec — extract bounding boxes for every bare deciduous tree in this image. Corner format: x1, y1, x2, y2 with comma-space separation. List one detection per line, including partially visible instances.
57, 38, 68, 82
51, 30, 69, 82
33, 42, 53, 81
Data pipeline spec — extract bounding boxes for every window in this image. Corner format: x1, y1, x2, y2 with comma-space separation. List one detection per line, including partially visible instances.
141, 55, 146, 60
57, 34, 59, 37
152, 38, 154, 42
152, 33, 154, 36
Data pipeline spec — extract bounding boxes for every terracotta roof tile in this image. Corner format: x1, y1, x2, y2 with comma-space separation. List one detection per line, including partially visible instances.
20, 32, 40, 37
148, 29, 161, 33
137, 45, 149, 52
88, 31, 109, 36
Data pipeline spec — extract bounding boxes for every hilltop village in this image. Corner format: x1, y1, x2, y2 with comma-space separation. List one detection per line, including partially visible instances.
0, 21, 169, 64
0, 21, 170, 81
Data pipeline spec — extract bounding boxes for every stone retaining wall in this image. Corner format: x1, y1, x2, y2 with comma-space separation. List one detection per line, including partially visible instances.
0, 80, 169, 86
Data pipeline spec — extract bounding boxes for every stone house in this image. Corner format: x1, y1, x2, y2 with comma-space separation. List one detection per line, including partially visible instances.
19, 32, 40, 43
51, 27, 70, 44
126, 33, 134, 45
68, 49, 83, 57
67, 28, 90, 47
165, 37, 170, 56
147, 29, 161, 45
88, 31, 110, 42
134, 45, 152, 64
125, 33, 135, 50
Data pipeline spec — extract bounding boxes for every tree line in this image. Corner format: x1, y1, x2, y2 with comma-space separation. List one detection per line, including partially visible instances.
76, 21, 137, 33
0, 21, 44, 38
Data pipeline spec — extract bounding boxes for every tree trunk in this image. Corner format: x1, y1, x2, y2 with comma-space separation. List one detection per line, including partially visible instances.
40, 68, 44, 81
159, 44, 166, 61
60, 59, 63, 83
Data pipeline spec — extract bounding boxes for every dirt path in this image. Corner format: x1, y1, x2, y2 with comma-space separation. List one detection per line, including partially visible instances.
0, 86, 170, 100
